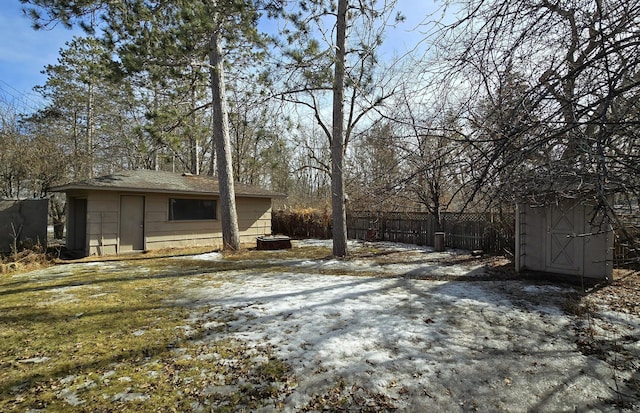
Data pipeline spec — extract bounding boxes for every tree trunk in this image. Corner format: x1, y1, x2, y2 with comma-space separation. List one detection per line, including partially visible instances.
87, 81, 95, 178
190, 86, 200, 175
209, 29, 240, 250
331, 0, 349, 257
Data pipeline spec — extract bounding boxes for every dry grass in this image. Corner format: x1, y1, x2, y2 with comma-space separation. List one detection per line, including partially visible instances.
222, 245, 331, 261
271, 208, 332, 239
62, 246, 223, 264
0, 247, 57, 275
0, 243, 337, 411
0, 255, 296, 412
3, 244, 636, 411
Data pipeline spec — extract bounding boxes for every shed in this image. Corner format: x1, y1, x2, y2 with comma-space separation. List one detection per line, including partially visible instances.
50, 170, 286, 257
515, 198, 613, 281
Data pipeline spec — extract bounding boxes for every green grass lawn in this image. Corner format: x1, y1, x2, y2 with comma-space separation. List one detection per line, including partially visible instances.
0, 249, 331, 412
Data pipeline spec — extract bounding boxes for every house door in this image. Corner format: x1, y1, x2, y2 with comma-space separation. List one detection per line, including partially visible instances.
71, 198, 87, 253
120, 195, 145, 252
546, 201, 583, 274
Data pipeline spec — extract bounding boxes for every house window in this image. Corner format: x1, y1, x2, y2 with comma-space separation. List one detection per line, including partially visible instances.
169, 198, 216, 221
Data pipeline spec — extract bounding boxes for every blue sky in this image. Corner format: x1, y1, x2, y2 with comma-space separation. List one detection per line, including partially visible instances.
0, 0, 439, 114
0, 1, 80, 112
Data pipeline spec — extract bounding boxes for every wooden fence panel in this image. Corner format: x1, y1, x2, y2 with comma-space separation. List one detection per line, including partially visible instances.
275, 209, 634, 265
614, 227, 640, 268
0, 199, 49, 253
275, 209, 633, 265
347, 211, 515, 253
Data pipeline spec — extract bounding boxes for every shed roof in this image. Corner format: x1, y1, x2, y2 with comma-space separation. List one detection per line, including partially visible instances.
50, 170, 287, 199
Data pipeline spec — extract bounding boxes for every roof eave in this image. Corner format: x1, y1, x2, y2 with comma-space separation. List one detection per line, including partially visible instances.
49, 184, 286, 199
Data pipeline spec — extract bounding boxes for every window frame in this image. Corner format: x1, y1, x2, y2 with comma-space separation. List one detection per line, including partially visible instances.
168, 197, 217, 222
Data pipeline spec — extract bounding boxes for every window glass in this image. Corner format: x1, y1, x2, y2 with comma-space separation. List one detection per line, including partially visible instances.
169, 198, 216, 221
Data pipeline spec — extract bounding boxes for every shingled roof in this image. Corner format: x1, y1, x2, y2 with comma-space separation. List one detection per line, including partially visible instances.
50, 170, 286, 199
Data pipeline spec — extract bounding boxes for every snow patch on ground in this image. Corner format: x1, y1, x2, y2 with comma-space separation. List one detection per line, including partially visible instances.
182, 269, 635, 411
177, 252, 223, 261
19, 240, 637, 411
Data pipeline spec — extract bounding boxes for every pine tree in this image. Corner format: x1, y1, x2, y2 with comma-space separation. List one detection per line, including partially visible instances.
33, 36, 118, 179
22, 0, 273, 250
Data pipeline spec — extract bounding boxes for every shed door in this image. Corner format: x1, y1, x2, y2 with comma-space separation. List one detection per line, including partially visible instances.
546, 202, 583, 274
71, 198, 87, 253
120, 195, 144, 252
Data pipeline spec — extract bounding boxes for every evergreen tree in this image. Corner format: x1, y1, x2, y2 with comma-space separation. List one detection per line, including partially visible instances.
32, 36, 127, 179
22, 0, 275, 250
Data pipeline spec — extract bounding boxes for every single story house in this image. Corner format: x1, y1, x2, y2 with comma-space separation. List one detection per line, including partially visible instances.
50, 170, 286, 257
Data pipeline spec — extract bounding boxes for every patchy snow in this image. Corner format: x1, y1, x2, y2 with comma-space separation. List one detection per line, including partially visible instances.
18, 357, 51, 364
171, 242, 639, 412
179, 251, 223, 261
111, 391, 150, 402
184, 273, 624, 411
183, 239, 491, 279
18, 240, 637, 411
56, 388, 84, 406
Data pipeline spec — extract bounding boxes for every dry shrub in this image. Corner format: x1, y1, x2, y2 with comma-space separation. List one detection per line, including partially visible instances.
1, 244, 55, 275
272, 207, 332, 239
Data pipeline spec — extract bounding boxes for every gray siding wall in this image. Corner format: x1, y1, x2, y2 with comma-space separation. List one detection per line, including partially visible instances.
75, 191, 273, 256
0, 199, 48, 253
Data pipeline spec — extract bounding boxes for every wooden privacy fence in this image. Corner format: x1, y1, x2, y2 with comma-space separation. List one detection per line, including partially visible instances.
347, 211, 516, 254
613, 227, 640, 268
273, 208, 637, 264
0, 199, 49, 254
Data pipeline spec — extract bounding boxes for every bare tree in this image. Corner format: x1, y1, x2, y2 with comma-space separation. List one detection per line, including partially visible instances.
346, 122, 402, 211
275, 0, 402, 256
0, 103, 69, 199
427, 0, 640, 215
0, 105, 29, 199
